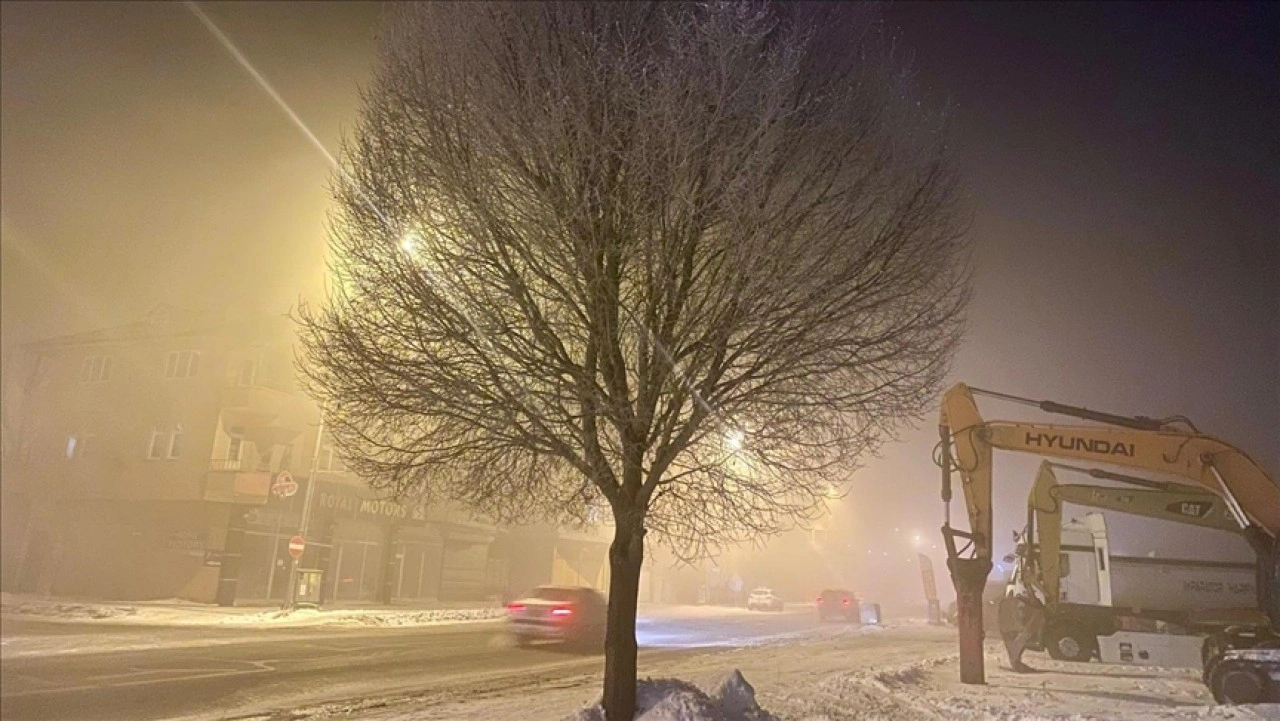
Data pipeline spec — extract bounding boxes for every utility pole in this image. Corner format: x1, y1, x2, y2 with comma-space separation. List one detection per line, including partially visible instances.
286, 405, 326, 609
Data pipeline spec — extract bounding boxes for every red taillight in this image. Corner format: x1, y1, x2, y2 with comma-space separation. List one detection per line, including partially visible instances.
841, 598, 851, 606
506, 603, 525, 613
816, 596, 824, 604
551, 605, 573, 617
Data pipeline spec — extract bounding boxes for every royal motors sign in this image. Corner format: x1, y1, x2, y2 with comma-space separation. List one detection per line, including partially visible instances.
314, 480, 428, 524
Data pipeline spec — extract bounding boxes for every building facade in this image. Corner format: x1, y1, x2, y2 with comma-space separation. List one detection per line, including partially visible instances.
1, 306, 610, 605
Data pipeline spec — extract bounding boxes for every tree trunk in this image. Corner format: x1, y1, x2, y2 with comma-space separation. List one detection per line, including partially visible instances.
602, 519, 645, 720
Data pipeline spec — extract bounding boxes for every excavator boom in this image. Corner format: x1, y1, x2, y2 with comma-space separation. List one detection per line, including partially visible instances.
938, 383, 1280, 686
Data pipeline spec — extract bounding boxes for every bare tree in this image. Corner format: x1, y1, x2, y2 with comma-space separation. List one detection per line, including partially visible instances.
298, 2, 967, 717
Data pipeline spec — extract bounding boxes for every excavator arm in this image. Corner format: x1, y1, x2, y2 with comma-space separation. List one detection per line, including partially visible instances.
938, 383, 1280, 684
1026, 460, 1240, 609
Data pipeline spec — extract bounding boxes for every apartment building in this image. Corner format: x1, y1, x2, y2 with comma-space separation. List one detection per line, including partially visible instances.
1, 305, 610, 605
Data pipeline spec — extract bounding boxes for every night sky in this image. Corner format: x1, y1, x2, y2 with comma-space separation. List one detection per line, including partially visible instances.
2, 2, 1276, 595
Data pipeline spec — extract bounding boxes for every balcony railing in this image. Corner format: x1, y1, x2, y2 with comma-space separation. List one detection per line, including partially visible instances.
210, 458, 244, 472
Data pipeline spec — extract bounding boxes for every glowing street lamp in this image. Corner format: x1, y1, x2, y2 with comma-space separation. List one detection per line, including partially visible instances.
400, 230, 422, 255
723, 429, 744, 453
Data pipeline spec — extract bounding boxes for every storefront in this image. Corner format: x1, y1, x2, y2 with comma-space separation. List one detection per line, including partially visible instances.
233, 476, 498, 604
37, 499, 229, 602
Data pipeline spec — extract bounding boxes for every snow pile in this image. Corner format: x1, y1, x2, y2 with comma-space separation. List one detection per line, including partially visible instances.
219, 606, 505, 627
871, 664, 927, 689
0, 593, 138, 620
565, 672, 779, 721
1, 592, 504, 628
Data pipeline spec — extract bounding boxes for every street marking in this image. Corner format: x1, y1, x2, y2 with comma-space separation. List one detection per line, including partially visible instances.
2, 662, 275, 699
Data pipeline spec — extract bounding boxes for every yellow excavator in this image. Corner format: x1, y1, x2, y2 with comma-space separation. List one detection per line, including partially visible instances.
936, 383, 1280, 703
1012, 460, 1252, 663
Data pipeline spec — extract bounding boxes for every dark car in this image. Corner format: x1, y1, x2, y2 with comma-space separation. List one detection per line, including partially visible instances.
816, 588, 859, 622
507, 585, 607, 648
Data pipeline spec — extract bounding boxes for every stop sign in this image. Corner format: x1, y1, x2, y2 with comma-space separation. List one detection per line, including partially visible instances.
288, 535, 306, 559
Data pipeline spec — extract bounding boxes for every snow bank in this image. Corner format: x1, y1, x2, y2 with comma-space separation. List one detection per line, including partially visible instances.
222, 607, 505, 627
0, 593, 139, 620
564, 671, 779, 721
0, 592, 503, 628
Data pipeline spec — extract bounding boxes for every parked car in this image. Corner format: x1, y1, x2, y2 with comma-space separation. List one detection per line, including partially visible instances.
816, 588, 859, 622
747, 587, 784, 612
507, 585, 607, 649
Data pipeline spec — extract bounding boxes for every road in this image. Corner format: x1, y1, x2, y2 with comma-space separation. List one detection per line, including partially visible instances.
1, 606, 824, 721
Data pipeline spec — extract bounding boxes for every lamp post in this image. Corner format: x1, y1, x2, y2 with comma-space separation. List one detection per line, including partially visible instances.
286, 405, 326, 609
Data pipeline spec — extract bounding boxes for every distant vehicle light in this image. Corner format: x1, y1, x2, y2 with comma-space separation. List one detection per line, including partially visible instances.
506, 603, 525, 613
816, 596, 824, 604
841, 598, 851, 606
551, 605, 573, 617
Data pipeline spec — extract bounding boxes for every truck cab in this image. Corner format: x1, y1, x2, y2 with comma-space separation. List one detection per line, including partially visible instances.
1014, 512, 1259, 665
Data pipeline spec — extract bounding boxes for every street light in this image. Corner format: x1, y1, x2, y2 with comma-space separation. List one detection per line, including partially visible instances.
400, 230, 421, 255
285, 403, 328, 610
724, 429, 744, 452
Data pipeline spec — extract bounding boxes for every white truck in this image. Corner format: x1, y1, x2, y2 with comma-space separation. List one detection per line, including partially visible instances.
1012, 512, 1259, 667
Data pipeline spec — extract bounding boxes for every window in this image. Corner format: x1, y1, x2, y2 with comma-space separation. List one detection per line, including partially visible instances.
65, 433, 97, 459
227, 426, 245, 461
148, 428, 167, 459
319, 444, 343, 472
148, 426, 183, 460
164, 351, 200, 379
80, 355, 112, 383
168, 424, 184, 459
235, 359, 256, 386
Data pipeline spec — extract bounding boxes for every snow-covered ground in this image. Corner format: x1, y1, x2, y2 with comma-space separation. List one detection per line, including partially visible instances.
265, 624, 1280, 721
6, 597, 1277, 721
0, 593, 759, 629
0, 591, 504, 628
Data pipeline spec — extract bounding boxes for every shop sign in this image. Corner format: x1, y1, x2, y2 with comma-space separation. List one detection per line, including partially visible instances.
163, 531, 206, 552
271, 470, 299, 499
316, 481, 428, 524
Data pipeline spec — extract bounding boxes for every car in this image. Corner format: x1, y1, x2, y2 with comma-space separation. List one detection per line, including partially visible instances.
747, 587, 784, 612
816, 588, 859, 622
506, 585, 607, 649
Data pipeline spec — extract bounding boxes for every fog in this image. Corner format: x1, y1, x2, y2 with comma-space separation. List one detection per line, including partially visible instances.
2, 1, 1276, 611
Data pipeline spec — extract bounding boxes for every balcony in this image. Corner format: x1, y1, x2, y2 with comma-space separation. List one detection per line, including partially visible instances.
204, 459, 272, 504
219, 381, 293, 422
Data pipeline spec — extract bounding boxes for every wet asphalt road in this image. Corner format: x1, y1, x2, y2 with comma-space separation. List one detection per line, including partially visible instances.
1, 607, 824, 721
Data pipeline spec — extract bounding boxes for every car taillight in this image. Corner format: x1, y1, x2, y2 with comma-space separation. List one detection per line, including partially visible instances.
506, 603, 525, 613
841, 598, 851, 606
550, 605, 573, 617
